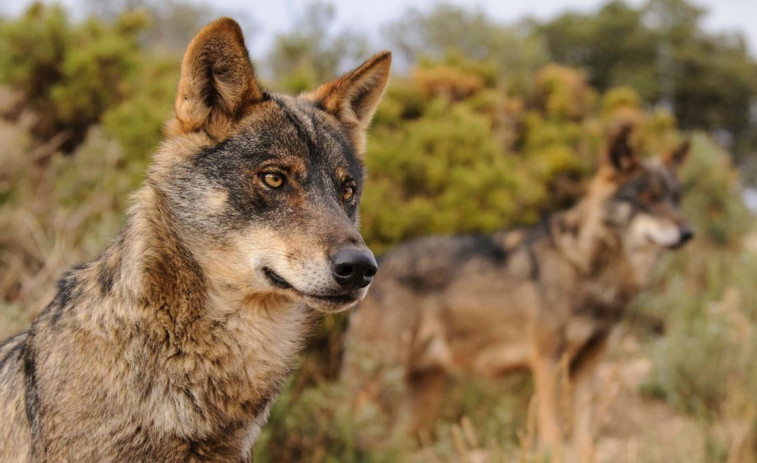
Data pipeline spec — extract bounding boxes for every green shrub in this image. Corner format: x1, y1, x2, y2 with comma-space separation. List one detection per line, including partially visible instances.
0, 3, 146, 151
101, 55, 179, 167
679, 135, 752, 244
362, 99, 537, 253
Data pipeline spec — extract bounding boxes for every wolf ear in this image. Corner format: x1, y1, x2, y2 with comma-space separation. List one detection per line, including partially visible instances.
173, 18, 264, 139
307, 51, 392, 155
603, 124, 638, 174
663, 139, 691, 170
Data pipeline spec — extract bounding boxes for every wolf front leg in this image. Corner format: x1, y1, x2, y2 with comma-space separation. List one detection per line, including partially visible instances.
569, 364, 597, 463
569, 332, 611, 463
400, 367, 447, 435
531, 350, 566, 459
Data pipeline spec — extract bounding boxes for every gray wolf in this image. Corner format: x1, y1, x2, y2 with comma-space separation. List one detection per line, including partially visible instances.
0, 17, 390, 462
343, 126, 692, 460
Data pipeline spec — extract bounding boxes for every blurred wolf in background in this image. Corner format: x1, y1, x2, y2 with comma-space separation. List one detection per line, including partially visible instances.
343, 125, 692, 460
0, 18, 390, 462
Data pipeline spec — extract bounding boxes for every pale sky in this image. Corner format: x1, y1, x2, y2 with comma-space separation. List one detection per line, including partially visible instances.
2, 0, 756, 59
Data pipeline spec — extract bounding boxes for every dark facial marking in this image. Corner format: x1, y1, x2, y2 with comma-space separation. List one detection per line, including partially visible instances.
188, 96, 365, 233
612, 164, 682, 215
270, 96, 320, 163
271, 97, 365, 219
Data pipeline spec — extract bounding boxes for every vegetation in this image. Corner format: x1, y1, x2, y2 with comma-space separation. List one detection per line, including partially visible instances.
0, 0, 755, 460
536, 0, 757, 170
0, 4, 147, 151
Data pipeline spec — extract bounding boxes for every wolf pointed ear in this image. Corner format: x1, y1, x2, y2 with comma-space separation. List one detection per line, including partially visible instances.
173, 18, 264, 139
663, 139, 691, 170
307, 51, 392, 155
603, 123, 638, 174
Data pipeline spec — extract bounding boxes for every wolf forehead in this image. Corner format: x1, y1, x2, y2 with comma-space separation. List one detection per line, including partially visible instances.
614, 161, 682, 204
192, 95, 364, 186
155, 94, 367, 234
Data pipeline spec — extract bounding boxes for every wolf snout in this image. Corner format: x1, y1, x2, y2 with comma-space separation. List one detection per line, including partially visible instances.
330, 247, 378, 289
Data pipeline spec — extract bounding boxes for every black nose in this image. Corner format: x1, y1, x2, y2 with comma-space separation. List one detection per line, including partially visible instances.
330, 247, 378, 289
680, 226, 694, 243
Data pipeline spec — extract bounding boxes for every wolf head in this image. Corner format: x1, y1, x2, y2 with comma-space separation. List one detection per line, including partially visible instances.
596, 125, 693, 262
147, 18, 390, 313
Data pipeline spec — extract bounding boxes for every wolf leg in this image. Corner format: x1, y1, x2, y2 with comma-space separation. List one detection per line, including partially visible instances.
400, 368, 447, 436
531, 354, 564, 458
569, 333, 610, 463
571, 366, 596, 463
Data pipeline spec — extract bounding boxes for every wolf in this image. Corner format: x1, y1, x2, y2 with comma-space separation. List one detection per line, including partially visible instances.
0, 18, 390, 462
343, 125, 692, 460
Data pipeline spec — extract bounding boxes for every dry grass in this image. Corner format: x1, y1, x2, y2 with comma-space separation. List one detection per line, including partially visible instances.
0, 116, 129, 337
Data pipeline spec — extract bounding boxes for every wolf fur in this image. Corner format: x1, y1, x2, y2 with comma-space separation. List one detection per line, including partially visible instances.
343, 126, 692, 461
0, 18, 390, 462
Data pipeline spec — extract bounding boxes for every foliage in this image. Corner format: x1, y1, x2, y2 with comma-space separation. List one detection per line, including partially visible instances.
537, 1, 659, 100
383, 3, 549, 93
266, 1, 368, 93
678, 135, 753, 244
255, 379, 413, 463
0, 3, 147, 151
83, 0, 220, 53
101, 55, 178, 170
361, 59, 678, 252
363, 98, 535, 253
538, 0, 757, 168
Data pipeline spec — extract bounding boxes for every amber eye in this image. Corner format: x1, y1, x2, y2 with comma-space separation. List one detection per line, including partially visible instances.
342, 185, 355, 202
261, 172, 285, 189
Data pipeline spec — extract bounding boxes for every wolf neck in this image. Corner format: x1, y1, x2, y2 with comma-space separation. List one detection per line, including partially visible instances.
87, 184, 310, 441
99, 182, 312, 334
546, 202, 642, 315
551, 194, 641, 288
92, 185, 209, 340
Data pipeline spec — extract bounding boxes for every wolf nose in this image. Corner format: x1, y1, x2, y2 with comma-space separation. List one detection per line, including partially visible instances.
331, 247, 378, 289
680, 226, 694, 244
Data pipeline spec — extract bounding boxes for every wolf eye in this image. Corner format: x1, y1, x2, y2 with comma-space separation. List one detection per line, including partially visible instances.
261, 172, 285, 189
645, 191, 662, 203
342, 185, 356, 202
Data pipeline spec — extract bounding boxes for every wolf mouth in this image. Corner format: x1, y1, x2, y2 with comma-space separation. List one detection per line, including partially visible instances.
263, 267, 359, 305
263, 267, 293, 289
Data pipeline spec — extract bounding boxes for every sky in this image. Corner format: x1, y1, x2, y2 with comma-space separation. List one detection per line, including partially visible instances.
2, 0, 757, 59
